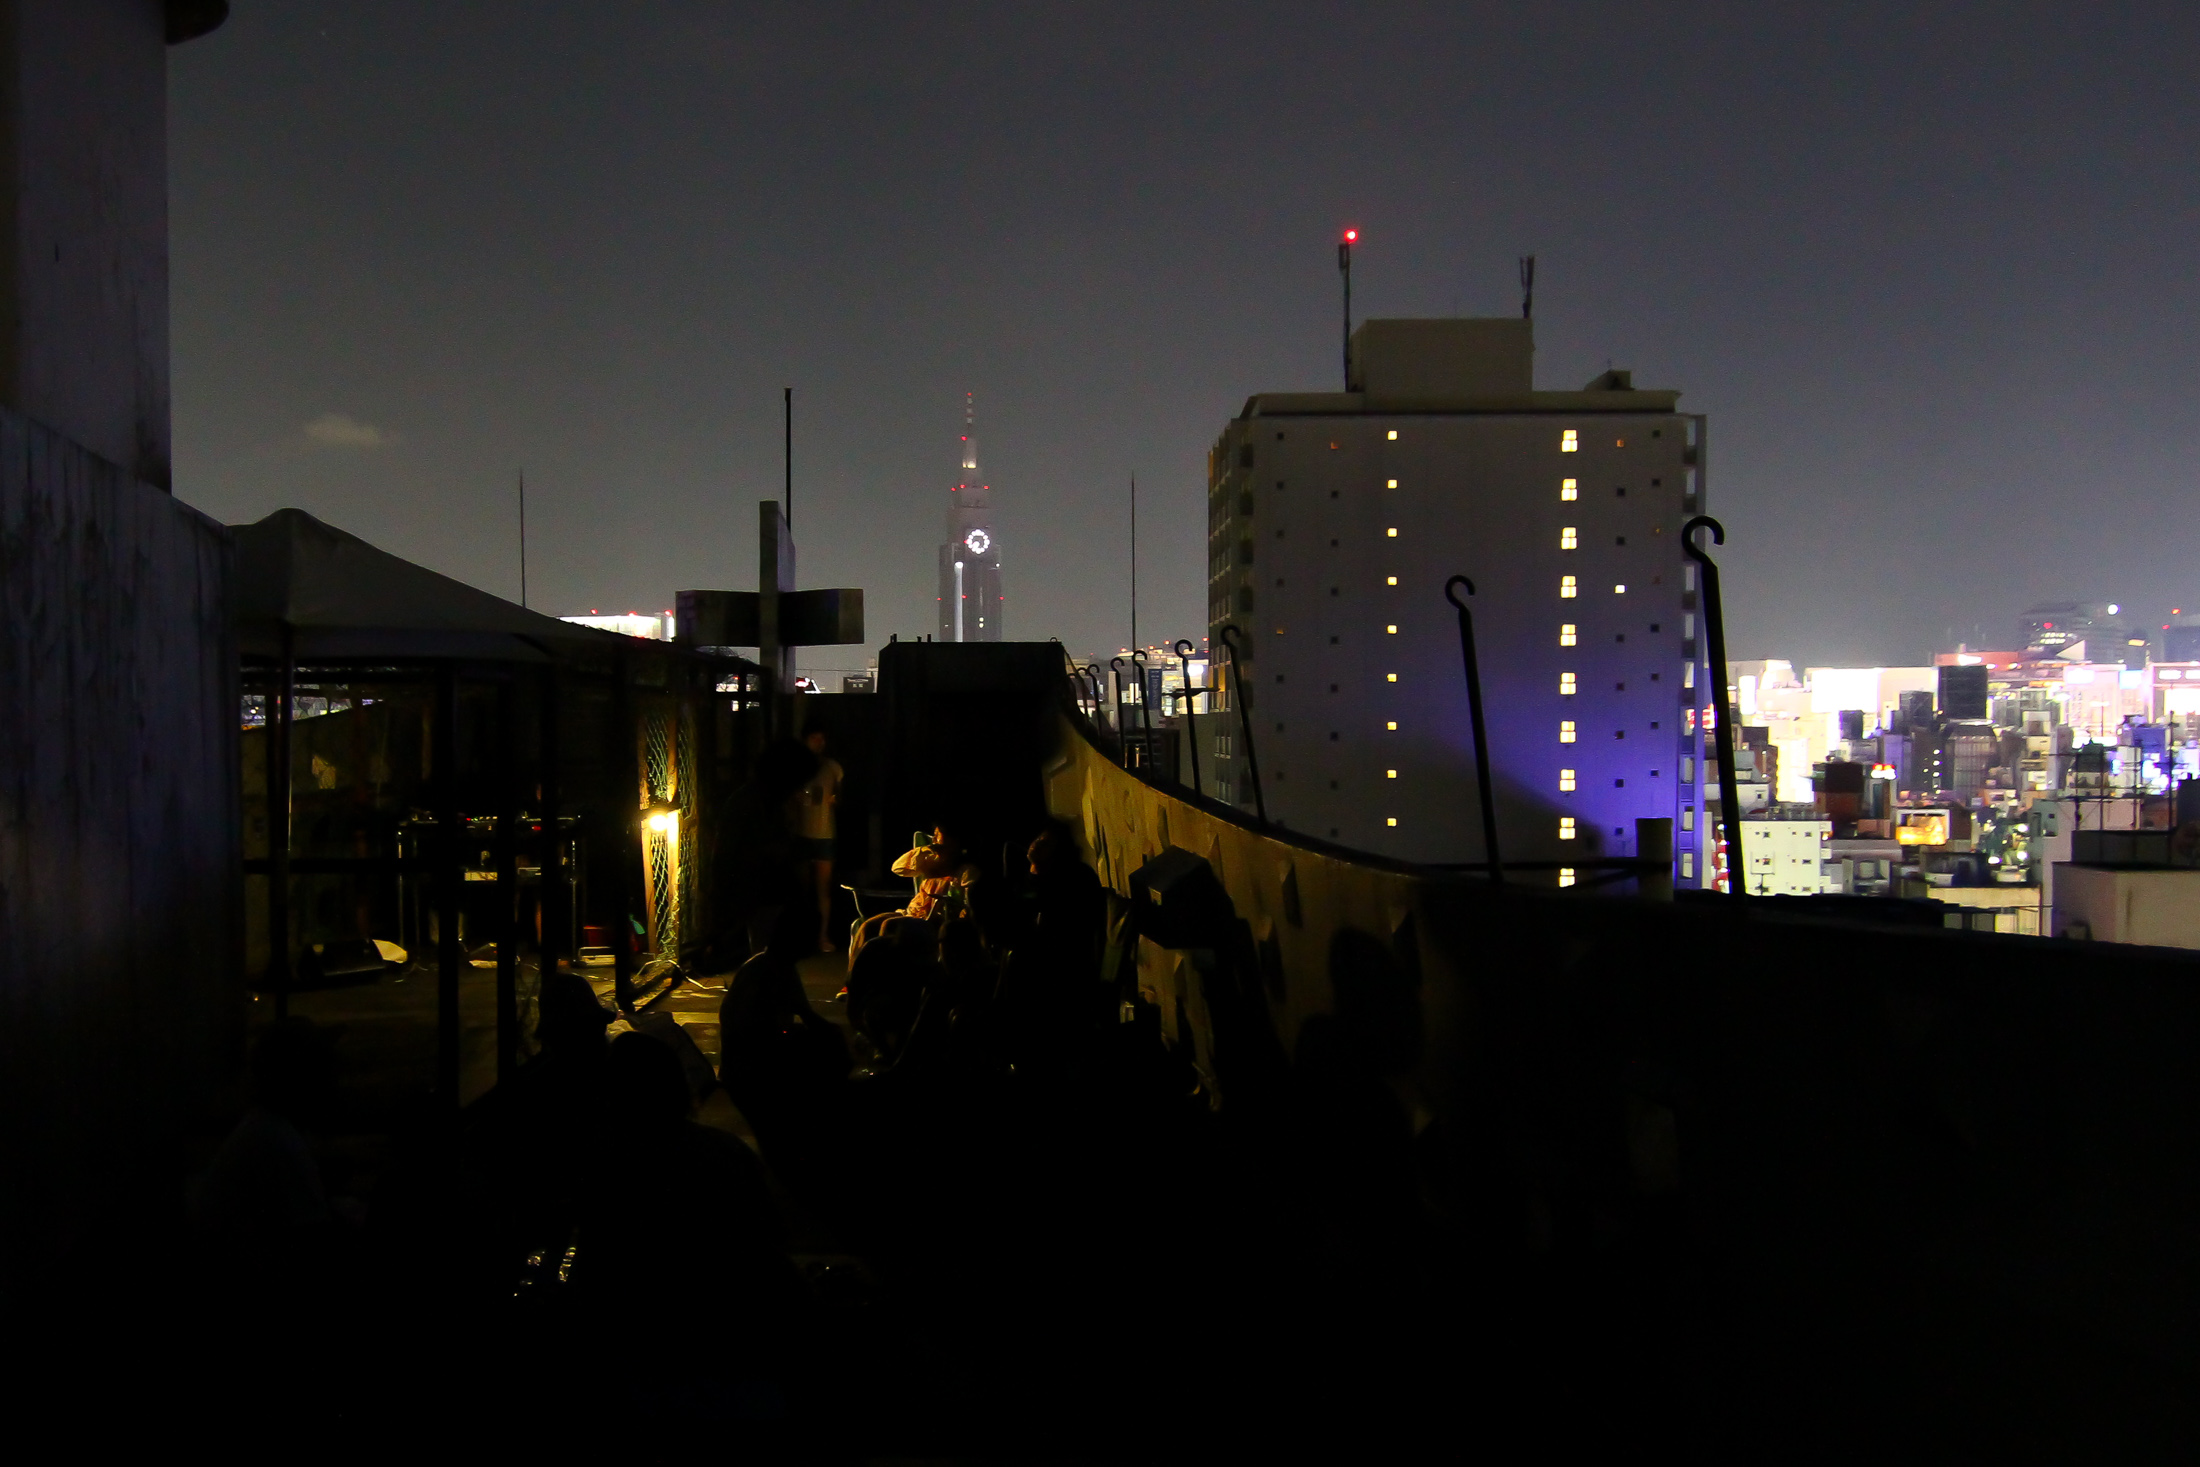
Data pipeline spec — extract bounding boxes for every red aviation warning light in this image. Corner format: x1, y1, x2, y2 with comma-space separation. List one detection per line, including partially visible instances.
1343, 228, 1357, 243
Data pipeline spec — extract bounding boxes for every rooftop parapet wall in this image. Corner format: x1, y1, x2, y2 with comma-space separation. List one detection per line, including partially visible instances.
1047, 705, 2200, 1432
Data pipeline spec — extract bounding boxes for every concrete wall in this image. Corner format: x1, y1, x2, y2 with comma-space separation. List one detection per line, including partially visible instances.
2053, 863, 2200, 948
0, 404, 237, 1281
0, 0, 173, 488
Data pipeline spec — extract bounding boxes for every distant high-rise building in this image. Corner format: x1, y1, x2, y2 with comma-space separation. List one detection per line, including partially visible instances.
1937, 663, 1990, 720
936, 396, 1004, 642
2021, 600, 2138, 661
1205, 317, 1709, 884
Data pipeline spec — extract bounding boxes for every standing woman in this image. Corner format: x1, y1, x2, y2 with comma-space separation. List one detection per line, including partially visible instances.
799, 727, 845, 952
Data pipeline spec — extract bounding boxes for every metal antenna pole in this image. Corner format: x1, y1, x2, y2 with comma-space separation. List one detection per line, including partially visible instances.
1684, 515, 1746, 905
1519, 255, 1536, 319
1219, 625, 1267, 825
1444, 576, 1503, 881
517, 470, 528, 608
1130, 472, 1138, 657
1338, 230, 1357, 388
784, 387, 792, 530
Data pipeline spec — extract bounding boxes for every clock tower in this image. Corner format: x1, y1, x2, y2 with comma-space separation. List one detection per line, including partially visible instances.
936, 394, 1004, 641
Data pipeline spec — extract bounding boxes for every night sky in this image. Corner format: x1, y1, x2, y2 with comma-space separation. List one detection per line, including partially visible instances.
170, 3, 2200, 675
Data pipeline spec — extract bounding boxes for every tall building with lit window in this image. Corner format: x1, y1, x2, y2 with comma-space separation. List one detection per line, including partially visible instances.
936, 395, 1004, 642
1205, 318, 1711, 885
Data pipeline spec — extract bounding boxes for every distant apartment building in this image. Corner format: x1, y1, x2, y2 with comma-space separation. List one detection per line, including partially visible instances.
1205, 318, 1710, 884
1739, 811, 1835, 896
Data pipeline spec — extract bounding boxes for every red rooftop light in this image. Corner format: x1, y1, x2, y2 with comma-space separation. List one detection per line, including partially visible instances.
1343, 229, 1358, 242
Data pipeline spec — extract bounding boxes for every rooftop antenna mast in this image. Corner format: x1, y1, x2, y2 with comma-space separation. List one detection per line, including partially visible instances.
783, 386, 792, 529
517, 469, 528, 608
1338, 228, 1358, 388
1130, 471, 1138, 654
1519, 255, 1536, 319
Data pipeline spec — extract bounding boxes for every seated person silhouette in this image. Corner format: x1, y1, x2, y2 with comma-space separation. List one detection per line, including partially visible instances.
849, 824, 979, 962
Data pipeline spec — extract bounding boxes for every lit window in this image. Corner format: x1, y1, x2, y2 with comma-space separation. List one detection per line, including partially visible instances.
1560, 720, 1577, 743
1559, 673, 1577, 695
1682, 806, 1694, 831
1559, 868, 1576, 888
1613, 584, 1626, 594
1386, 673, 1398, 682
1385, 575, 1398, 586
1386, 624, 1398, 634
1559, 623, 1577, 647
1560, 575, 1578, 598
1386, 479, 1398, 488
1560, 526, 1578, 550
1681, 852, 1694, 879
1561, 478, 1578, 501
1559, 817, 1577, 839
1386, 527, 1398, 537
1559, 768, 1576, 792
1385, 769, 1397, 779
1681, 757, 1694, 783
1387, 430, 1398, 440
1561, 430, 1578, 453
1386, 721, 1398, 731
1386, 817, 1398, 827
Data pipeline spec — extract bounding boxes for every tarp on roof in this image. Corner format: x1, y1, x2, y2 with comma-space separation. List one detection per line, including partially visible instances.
232, 507, 632, 664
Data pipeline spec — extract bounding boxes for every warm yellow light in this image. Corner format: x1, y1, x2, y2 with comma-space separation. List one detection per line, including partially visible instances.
1386, 673, 1398, 682
1561, 430, 1578, 453
1560, 526, 1578, 549
1560, 478, 1578, 501
1386, 479, 1398, 488
1387, 429, 1398, 440
1559, 672, 1577, 695
1559, 720, 1577, 742
1896, 814, 1949, 846
1385, 769, 1397, 778
1560, 575, 1577, 598
1386, 527, 1398, 537
1558, 868, 1576, 888
1385, 575, 1398, 586
1386, 721, 1398, 731
1386, 817, 1398, 827
1559, 623, 1576, 646
1613, 584, 1626, 594
645, 810, 677, 833
1559, 768, 1576, 792
1559, 817, 1577, 839
1386, 624, 1398, 634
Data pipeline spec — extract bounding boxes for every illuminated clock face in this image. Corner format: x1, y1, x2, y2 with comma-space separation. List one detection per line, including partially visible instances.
964, 528, 992, 555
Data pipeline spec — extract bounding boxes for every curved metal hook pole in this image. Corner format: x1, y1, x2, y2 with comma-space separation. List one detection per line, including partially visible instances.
1173, 638, 1202, 799
1444, 576, 1503, 882
1130, 648, 1155, 761
1107, 657, 1132, 768
1682, 515, 1745, 904
1217, 625, 1267, 825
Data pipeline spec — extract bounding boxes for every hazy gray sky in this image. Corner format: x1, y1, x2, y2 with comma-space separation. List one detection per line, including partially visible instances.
170, 2, 2200, 670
